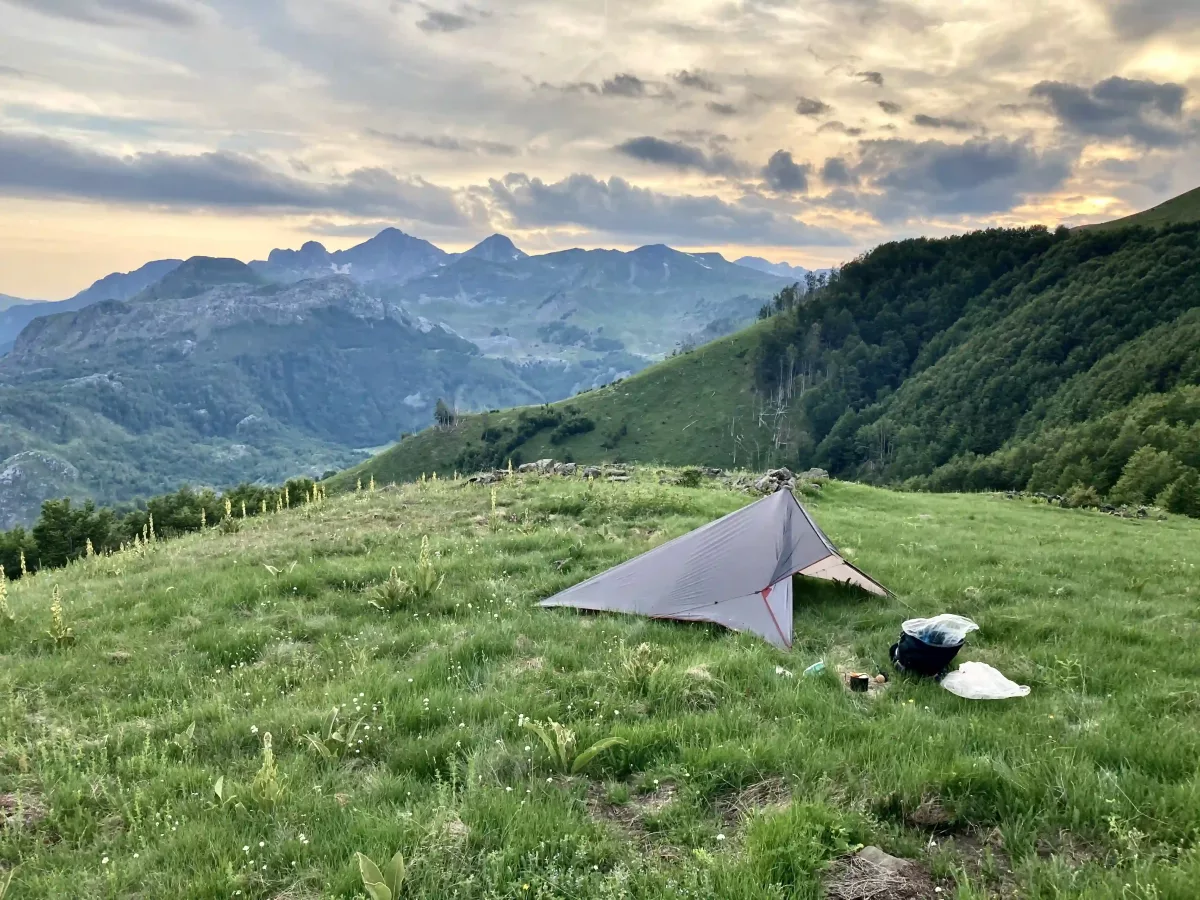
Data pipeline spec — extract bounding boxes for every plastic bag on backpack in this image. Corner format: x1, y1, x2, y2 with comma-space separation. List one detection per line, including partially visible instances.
941, 661, 1030, 700
901, 614, 979, 647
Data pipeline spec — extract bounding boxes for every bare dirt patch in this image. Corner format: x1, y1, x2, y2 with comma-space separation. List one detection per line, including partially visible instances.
585, 782, 684, 861
825, 853, 942, 900
716, 776, 792, 827
907, 796, 953, 830
1, 792, 46, 830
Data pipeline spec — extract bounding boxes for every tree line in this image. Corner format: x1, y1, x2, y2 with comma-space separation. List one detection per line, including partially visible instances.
0, 478, 318, 579
749, 222, 1200, 516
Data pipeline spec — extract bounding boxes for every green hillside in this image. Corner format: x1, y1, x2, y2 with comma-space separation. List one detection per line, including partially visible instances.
338, 223, 1200, 516
1089, 184, 1200, 231
3, 470, 1200, 897
330, 323, 788, 490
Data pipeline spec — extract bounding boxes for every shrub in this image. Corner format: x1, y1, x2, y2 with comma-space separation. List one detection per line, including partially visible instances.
1109, 446, 1182, 505
1155, 469, 1200, 517
1063, 482, 1102, 509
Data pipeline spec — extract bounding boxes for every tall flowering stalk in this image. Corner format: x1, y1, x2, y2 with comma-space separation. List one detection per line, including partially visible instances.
0, 568, 13, 623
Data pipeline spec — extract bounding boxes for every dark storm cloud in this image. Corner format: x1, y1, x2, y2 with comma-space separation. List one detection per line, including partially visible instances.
1097, 0, 1200, 39
416, 10, 471, 33
795, 96, 833, 117
761, 150, 810, 194
856, 71, 884, 86
674, 69, 722, 93
0, 130, 469, 224
821, 157, 857, 186
1030, 76, 1195, 147
854, 136, 1073, 220
707, 102, 738, 116
614, 136, 742, 175
818, 121, 864, 136
2, 0, 198, 26
485, 172, 851, 246
913, 114, 975, 131
366, 128, 517, 156
878, 101, 903, 114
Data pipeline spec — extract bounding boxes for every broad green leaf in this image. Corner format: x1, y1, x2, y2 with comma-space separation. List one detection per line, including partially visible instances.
571, 736, 627, 775
213, 776, 224, 801
356, 852, 392, 900
384, 851, 406, 894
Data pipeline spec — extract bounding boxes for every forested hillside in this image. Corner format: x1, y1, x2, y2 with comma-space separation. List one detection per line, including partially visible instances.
348, 222, 1200, 515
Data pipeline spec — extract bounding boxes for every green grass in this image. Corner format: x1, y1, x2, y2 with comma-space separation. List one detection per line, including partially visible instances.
1088, 184, 1200, 231
332, 324, 786, 490
2, 470, 1200, 898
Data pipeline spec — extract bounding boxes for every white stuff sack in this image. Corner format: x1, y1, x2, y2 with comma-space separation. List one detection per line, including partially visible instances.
901, 614, 979, 647
941, 662, 1030, 700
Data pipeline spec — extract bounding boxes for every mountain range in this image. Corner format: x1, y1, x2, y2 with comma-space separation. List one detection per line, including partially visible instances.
338, 213, 1200, 521
0, 231, 797, 526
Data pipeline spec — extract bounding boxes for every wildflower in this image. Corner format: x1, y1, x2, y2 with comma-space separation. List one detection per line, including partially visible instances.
102, 856, 109, 865
251, 725, 259, 734
716, 834, 726, 842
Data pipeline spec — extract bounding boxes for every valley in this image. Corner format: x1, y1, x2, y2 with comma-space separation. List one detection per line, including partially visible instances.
0, 233, 792, 526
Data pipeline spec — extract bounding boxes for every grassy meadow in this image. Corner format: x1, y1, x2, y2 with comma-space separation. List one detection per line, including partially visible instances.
1, 470, 1199, 899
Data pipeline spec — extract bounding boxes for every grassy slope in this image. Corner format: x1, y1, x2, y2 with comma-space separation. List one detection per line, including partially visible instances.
332, 324, 786, 490
2, 471, 1200, 898
1089, 185, 1200, 231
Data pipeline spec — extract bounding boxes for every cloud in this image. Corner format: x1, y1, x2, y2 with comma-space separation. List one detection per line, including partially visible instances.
821, 157, 857, 186
601, 73, 646, 97
856, 71, 884, 86
366, 128, 517, 156
818, 121, 864, 136
674, 69, 721, 93
877, 101, 902, 114
761, 150, 810, 194
416, 10, 471, 33
3, 0, 198, 26
706, 102, 738, 117
1031, 76, 1195, 147
0, 131, 470, 225
486, 172, 850, 246
305, 219, 402, 238
795, 97, 833, 117
912, 114, 975, 132
543, 72, 654, 99
1097, 0, 1200, 39
853, 136, 1073, 220
614, 136, 742, 176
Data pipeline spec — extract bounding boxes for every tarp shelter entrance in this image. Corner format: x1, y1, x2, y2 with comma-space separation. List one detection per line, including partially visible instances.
539, 489, 889, 649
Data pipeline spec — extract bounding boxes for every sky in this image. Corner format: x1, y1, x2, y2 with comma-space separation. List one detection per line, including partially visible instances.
1, 0, 1199, 299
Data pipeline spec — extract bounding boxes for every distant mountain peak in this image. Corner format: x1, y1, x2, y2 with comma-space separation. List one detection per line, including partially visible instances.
135, 256, 263, 302
460, 234, 528, 263
734, 256, 811, 280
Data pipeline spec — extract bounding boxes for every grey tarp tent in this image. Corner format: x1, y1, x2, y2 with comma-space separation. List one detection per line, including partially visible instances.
539, 489, 889, 649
